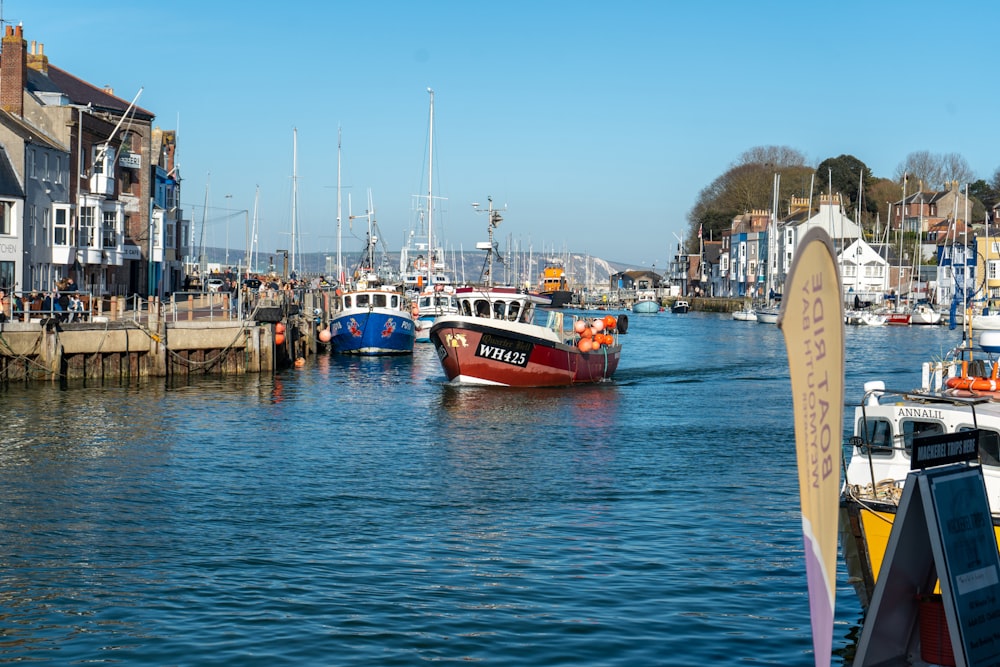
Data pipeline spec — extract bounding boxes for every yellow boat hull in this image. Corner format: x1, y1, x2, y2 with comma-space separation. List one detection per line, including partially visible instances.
840, 500, 1000, 608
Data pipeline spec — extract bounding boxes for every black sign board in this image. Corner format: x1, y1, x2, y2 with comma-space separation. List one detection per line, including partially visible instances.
475, 333, 532, 368
911, 430, 980, 470
855, 464, 1000, 667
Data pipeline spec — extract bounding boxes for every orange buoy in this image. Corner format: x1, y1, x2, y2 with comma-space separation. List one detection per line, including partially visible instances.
603, 315, 617, 329
591, 337, 603, 349
578, 338, 593, 352
294, 357, 306, 368
574, 320, 587, 334
276, 322, 286, 334
581, 327, 593, 338
592, 320, 605, 332
319, 328, 332, 343
275, 332, 286, 346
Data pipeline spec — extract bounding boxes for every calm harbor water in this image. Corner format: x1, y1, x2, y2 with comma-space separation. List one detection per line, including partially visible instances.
0, 312, 963, 665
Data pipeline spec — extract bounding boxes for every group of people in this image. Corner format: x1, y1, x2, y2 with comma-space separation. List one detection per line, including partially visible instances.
0, 287, 87, 323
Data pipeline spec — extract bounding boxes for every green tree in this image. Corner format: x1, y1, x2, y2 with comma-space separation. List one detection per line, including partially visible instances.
815, 155, 877, 222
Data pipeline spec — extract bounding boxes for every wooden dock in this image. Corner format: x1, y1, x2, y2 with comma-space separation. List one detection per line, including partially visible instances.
0, 291, 334, 384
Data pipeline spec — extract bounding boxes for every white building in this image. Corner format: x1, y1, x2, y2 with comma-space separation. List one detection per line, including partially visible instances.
838, 238, 888, 302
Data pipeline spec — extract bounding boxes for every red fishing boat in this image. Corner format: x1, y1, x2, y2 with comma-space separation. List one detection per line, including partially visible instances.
429, 286, 623, 387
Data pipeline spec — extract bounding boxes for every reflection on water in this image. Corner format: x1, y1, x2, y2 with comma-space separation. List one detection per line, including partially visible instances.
0, 313, 970, 664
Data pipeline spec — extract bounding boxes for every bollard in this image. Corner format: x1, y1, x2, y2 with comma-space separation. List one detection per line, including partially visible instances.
188, 293, 194, 321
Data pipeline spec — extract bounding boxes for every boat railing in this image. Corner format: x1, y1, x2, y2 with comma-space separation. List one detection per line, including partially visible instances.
544, 310, 565, 336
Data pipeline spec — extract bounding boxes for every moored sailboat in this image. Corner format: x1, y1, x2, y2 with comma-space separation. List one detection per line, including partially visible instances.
403, 88, 458, 342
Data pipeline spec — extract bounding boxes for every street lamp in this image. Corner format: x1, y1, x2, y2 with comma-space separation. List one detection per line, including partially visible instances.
275, 249, 289, 281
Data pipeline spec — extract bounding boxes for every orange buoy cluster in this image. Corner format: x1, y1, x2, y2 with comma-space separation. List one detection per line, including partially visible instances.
575, 315, 618, 352
275, 321, 286, 346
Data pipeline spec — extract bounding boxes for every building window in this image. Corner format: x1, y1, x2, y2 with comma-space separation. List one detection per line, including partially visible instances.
0, 201, 10, 235
102, 211, 116, 248
0, 260, 13, 290
54, 207, 68, 245
55, 155, 63, 184
80, 206, 95, 246
27, 149, 35, 178
42, 208, 50, 244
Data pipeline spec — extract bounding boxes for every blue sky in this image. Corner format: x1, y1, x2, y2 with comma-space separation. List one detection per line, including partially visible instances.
15, 1, 1000, 268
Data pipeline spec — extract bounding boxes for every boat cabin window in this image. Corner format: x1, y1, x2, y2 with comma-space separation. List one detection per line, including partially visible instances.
901, 419, 944, 456
372, 294, 386, 308
461, 300, 473, 317
858, 418, 894, 455
419, 296, 432, 308
356, 294, 370, 307
391, 295, 399, 308
508, 301, 520, 321
493, 300, 507, 319
343, 295, 352, 308
959, 426, 1000, 467
475, 300, 490, 318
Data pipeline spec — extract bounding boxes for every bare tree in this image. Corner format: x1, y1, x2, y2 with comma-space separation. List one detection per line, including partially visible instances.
736, 145, 807, 169
940, 152, 975, 186
894, 150, 975, 190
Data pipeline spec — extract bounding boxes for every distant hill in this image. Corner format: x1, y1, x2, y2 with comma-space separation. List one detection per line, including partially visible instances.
198, 247, 650, 287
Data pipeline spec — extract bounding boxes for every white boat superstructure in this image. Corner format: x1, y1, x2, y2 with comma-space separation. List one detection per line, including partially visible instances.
840, 343, 1000, 608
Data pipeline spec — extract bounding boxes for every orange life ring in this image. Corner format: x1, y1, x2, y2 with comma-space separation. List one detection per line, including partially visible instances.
945, 376, 1000, 392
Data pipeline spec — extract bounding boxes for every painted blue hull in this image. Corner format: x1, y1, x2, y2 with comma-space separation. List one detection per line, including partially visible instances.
330, 309, 415, 355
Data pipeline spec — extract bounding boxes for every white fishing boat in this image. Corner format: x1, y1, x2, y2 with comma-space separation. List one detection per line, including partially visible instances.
840, 333, 1000, 610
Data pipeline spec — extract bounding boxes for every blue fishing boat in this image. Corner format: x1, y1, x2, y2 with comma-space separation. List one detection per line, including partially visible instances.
329, 193, 415, 355
329, 284, 415, 355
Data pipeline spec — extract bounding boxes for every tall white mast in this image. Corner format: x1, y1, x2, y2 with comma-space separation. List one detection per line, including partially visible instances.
337, 127, 343, 285
250, 186, 260, 275
291, 127, 298, 277
426, 88, 435, 289
200, 173, 210, 276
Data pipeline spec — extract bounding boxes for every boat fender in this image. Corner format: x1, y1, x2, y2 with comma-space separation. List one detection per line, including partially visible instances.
410, 302, 419, 318
617, 314, 629, 334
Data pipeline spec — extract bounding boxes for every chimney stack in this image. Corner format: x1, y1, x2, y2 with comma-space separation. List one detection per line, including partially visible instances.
1, 25, 27, 116
27, 38, 48, 74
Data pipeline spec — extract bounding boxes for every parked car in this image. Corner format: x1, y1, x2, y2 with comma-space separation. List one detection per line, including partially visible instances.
205, 278, 225, 293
